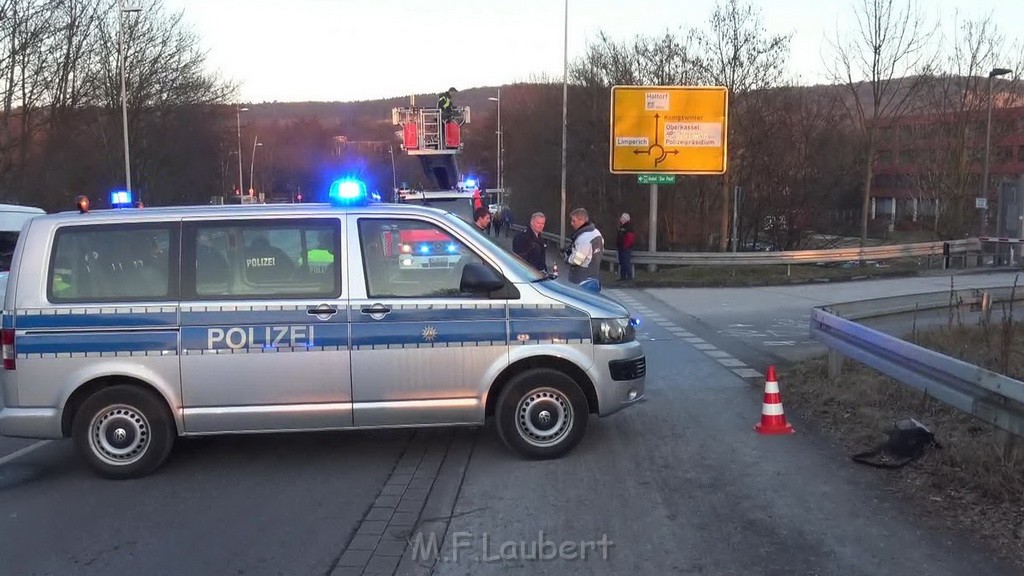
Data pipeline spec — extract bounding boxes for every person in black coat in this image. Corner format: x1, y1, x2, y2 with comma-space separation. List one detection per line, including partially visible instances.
512, 212, 548, 273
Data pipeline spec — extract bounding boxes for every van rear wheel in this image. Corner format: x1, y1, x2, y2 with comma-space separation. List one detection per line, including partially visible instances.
72, 385, 175, 479
495, 368, 588, 459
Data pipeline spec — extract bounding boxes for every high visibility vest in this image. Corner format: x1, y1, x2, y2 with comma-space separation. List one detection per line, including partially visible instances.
306, 249, 334, 273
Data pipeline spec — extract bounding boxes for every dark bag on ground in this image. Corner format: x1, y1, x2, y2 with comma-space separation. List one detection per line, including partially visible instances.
852, 418, 940, 469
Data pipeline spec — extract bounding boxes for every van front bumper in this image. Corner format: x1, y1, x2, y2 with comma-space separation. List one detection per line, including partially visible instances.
0, 407, 62, 439
590, 341, 646, 417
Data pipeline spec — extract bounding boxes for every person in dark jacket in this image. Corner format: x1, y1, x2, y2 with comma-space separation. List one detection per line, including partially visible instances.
616, 212, 636, 280
512, 212, 548, 272
473, 206, 492, 233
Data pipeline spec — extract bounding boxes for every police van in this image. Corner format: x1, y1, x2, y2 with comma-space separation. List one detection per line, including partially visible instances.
0, 180, 645, 478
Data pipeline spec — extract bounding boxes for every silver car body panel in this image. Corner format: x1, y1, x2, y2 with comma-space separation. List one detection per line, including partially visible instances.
0, 203, 645, 440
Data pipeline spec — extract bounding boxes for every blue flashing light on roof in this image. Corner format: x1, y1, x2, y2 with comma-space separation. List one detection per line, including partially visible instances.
446, 243, 457, 253
110, 190, 133, 208
418, 244, 431, 254
464, 178, 477, 189
328, 178, 369, 206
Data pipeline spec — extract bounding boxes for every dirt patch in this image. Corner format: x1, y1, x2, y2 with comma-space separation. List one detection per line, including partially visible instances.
783, 322, 1024, 568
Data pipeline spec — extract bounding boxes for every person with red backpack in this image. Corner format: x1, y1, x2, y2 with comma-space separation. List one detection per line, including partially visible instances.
616, 212, 635, 281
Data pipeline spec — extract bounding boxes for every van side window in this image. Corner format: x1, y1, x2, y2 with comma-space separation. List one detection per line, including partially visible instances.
358, 218, 486, 298
48, 226, 175, 303
188, 219, 340, 299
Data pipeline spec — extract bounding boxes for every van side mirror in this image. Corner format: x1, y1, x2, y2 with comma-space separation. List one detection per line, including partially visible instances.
460, 262, 505, 293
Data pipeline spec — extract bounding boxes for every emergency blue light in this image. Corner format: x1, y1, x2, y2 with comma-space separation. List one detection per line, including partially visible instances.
464, 179, 476, 188
110, 190, 132, 208
328, 178, 369, 206
419, 245, 431, 254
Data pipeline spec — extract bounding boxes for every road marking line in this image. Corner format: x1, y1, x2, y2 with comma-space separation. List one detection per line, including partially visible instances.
718, 358, 747, 367
0, 440, 52, 467
733, 368, 763, 378
763, 341, 796, 346
704, 350, 731, 358
683, 337, 706, 343
693, 343, 717, 350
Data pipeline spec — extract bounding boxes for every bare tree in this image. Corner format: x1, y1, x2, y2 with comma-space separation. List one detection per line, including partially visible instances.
827, 0, 936, 245
689, 0, 791, 251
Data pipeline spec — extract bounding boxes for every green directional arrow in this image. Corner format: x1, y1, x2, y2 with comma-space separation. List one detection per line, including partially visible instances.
637, 174, 676, 185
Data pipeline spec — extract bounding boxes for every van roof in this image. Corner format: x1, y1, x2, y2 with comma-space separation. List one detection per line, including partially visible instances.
33, 202, 451, 225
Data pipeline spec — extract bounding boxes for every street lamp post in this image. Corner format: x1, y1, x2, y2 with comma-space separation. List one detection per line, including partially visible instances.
982, 67, 1013, 235
389, 145, 397, 192
488, 90, 502, 201
249, 136, 263, 195
118, 1, 141, 194
559, 0, 568, 248
236, 105, 249, 195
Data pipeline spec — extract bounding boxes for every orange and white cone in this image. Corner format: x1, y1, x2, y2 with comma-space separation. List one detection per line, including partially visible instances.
754, 365, 794, 435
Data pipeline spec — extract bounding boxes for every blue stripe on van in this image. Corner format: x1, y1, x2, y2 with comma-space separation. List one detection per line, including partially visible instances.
180, 310, 333, 326
2, 315, 12, 329
509, 319, 592, 343
352, 320, 507, 347
17, 331, 178, 355
508, 306, 589, 319
14, 312, 178, 330
350, 306, 505, 324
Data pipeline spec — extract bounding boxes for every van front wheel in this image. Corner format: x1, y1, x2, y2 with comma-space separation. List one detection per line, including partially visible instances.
495, 369, 588, 459
72, 385, 175, 479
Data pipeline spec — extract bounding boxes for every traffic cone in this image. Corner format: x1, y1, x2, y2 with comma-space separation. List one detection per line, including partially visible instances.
755, 365, 794, 435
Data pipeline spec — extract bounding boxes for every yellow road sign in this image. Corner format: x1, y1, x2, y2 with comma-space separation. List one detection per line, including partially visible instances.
609, 86, 728, 175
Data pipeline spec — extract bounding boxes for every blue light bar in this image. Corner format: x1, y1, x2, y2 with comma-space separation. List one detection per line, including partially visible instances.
419, 245, 431, 254
328, 178, 369, 206
446, 243, 457, 253
110, 190, 132, 207
464, 178, 476, 189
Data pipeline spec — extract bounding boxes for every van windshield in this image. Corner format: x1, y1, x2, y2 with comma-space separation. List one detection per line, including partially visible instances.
404, 197, 475, 223
441, 213, 547, 282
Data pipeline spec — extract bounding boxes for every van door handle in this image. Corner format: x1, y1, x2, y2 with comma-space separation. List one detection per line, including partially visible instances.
306, 304, 338, 320
360, 303, 392, 320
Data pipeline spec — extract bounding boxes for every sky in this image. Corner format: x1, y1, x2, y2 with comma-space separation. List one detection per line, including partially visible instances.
159, 0, 1024, 104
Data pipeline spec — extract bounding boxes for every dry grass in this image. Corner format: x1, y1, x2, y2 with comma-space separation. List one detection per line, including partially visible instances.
783, 321, 1024, 568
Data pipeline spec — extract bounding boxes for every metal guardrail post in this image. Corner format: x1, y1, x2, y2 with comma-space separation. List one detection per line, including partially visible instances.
810, 287, 1024, 438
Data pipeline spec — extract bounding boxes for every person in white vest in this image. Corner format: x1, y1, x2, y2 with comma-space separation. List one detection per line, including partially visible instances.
563, 207, 604, 285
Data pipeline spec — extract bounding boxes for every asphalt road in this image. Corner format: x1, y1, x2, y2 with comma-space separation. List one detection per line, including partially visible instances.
1, 263, 1021, 574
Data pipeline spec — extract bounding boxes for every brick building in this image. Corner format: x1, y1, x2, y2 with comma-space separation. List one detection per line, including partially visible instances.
871, 92, 1024, 234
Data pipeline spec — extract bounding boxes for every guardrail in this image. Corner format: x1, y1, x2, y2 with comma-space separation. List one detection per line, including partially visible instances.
507, 224, 981, 268
810, 286, 1024, 438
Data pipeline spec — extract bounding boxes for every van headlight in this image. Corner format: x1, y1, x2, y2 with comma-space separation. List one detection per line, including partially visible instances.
592, 318, 635, 344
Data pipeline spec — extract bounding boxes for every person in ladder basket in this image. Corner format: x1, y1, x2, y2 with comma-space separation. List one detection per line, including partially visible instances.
438, 87, 456, 123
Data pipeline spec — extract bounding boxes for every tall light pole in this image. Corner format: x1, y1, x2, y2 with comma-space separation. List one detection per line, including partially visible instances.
559, 0, 568, 247
236, 105, 249, 195
981, 67, 1012, 235
119, 1, 141, 194
249, 136, 262, 195
389, 145, 397, 192
488, 90, 502, 200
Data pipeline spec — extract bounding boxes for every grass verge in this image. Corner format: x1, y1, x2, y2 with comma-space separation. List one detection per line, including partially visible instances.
784, 322, 1024, 568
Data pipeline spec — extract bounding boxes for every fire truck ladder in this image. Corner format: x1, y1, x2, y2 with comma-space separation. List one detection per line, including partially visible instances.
393, 104, 471, 190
